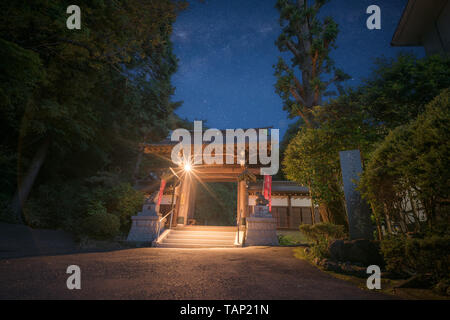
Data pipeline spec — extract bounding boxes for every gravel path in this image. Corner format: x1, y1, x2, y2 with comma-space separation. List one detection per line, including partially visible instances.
0, 246, 394, 299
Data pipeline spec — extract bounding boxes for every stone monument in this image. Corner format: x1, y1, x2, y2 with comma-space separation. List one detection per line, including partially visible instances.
245, 192, 279, 246
127, 191, 164, 244
339, 149, 373, 240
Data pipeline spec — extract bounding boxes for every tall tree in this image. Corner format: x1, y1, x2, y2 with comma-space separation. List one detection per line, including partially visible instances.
274, 0, 348, 128
283, 90, 381, 226
275, 0, 349, 225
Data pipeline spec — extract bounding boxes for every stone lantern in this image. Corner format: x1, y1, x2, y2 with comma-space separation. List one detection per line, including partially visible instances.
245, 192, 279, 246
127, 191, 164, 244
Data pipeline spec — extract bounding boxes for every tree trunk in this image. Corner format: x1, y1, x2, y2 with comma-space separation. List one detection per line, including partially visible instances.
318, 204, 330, 222
11, 138, 50, 224
308, 181, 316, 224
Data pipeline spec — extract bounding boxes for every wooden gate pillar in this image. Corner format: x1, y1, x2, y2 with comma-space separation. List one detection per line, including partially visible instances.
239, 179, 249, 218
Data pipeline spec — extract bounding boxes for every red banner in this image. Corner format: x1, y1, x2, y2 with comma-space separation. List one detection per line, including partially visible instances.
157, 179, 166, 207
263, 175, 272, 212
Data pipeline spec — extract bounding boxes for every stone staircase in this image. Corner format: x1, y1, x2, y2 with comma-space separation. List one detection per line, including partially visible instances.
155, 226, 239, 248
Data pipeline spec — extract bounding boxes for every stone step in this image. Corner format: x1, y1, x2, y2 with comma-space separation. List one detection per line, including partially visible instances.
162, 238, 234, 245
169, 231, 235, 237
156, 227, 240, 248
167, 233, 235, 240
176, 226, 237, 232
156, 243, 237, 248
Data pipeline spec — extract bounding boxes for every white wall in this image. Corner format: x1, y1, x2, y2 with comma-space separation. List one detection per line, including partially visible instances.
163, 194, 312, 207
248, 195, 312, 207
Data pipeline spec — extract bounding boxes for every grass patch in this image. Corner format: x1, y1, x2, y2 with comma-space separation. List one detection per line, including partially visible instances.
277, 230, 310, 246
292, 247, 449, 300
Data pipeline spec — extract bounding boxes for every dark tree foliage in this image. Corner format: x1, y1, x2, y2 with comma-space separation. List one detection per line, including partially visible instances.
194, 183, 237, 226
359, 54, 450, 130
360, 88, 450, 238
283, 53, 450, 231
0, 0, 187, 230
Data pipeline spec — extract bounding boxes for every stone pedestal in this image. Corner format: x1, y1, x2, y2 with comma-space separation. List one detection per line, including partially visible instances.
126, 202, 163, 243
245, 204, 278, 246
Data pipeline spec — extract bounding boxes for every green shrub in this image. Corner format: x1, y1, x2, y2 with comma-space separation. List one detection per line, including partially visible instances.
381, 235, 450, 283
406, 236, 450, 282
300, 223, 346, 259
300, 223, 346, 243
434, 279, 450, 296
86, 200, 107, 216
310, 239, 330, 260
380, 235, 408, 273
107, 183, 143, 232
283, 127, 350, 227
86, 183, 143, 233
81, 213, 120, 240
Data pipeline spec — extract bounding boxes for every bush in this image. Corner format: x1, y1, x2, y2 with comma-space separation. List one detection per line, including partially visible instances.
406, 236, 450, 282
300, 223, 346, 259
360, 88, 450, 236
81, 213, 120, 240
107, 183, 143, 232
380, 235, 407, 273
309, 238, 330, 260
434, 279, 450, 296
283, 127, 349, 227
86, 183, 143, 233
300, 223, 346, 243
381, 235, 450, 283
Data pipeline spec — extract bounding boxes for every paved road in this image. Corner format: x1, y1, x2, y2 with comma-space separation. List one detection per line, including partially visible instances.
0, 247, 393, 299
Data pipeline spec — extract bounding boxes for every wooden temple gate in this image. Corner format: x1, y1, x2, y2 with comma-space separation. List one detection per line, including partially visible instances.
143, 131, 320, 230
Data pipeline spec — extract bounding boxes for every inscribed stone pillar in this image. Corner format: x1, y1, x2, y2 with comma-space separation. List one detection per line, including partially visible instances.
339, 149, 373, 240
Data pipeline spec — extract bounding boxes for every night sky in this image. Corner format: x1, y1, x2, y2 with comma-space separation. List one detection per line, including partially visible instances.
171, 0, 424, 137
